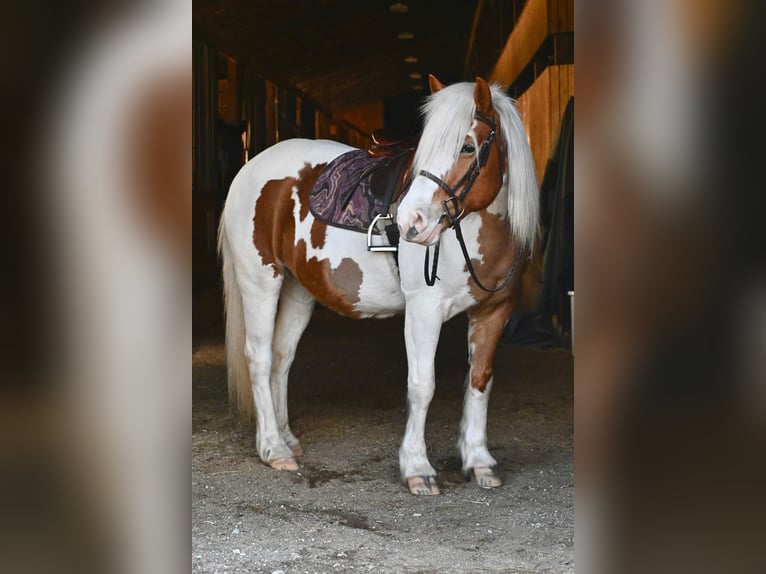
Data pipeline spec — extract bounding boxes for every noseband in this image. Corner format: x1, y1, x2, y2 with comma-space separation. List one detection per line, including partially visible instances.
420, 112, 522, 293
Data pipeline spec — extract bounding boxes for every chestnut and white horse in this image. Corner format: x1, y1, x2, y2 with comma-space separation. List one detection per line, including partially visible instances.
218, 76, 538, 495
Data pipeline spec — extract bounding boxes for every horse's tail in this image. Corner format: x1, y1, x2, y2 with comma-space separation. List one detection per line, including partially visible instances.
218, 216, 255, 423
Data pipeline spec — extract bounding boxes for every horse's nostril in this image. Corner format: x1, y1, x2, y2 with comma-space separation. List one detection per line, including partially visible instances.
406, 226, 419, 240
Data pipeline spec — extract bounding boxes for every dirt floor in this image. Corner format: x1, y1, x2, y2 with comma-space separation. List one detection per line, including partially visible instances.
192, 304, 573, 574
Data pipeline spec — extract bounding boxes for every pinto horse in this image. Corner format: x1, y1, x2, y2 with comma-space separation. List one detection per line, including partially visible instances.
218, 75, 539, 495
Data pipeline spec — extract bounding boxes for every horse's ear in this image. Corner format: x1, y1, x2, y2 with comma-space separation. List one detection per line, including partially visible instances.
428, 74, 446, 94
473, 77, 493, 114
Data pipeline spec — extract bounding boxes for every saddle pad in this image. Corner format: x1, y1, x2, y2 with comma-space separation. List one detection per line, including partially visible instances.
309, 149, 406, 233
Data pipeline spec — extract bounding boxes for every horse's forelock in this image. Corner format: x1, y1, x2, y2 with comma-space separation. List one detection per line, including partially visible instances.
413, 83, 476, 179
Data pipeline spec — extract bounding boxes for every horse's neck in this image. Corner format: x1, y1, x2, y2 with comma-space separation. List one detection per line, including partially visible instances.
470, 186, 514, 258
487, 183, 510, 219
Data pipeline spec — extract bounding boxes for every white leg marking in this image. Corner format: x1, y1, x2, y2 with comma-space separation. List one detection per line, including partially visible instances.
459, 375, 498, 473
399, 296, 443, 483
270, 275, 315, 452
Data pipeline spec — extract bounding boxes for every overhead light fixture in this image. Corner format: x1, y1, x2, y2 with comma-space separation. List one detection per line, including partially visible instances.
404, 56, 418, 63
389, 3, 408, 13
409, 72, 422, 80
397, 31, 415, 40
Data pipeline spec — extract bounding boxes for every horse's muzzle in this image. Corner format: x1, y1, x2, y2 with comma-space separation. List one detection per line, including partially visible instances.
398, 203, 443, 245
401, 220, 442, 245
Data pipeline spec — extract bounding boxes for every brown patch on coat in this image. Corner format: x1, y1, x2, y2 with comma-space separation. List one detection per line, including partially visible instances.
464, 209, 527, 392
467, 298, 516, 392
289, 243, 363, 318
296, 163, 320, 222
430, 81, 525, 392
252, 178, 293, 277
252, 162, 327, 276
296, 162, 328, 249
251, 161, 362, 317
310, 219, 327, 249
467, 210, 526, 304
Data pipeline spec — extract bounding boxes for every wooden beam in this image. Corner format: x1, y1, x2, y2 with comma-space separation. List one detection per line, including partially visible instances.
463, 0, 485, 78
490, 0, 573, 89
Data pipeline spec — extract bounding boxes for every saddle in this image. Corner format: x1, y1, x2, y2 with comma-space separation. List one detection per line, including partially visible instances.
368, 129, 417, 158
309, 145, 413, 238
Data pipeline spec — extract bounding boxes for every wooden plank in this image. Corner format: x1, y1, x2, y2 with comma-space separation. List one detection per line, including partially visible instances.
569, 64, 575, 94
556, 64, 565, 125
538, 68, 552, 181
551, 0, 571, 34
548, 0, 559, 35
566, 0, 574, 30
549, 64, 560, 150
517, 67, 552, 182
559, 64, 570, 120
548, 0, 574, 32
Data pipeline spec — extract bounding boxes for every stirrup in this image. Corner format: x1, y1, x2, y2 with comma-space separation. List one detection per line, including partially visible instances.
367, 213, 398, 252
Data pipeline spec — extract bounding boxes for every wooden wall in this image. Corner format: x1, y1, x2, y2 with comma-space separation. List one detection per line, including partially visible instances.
487, 0, 574, 182
337, 101, 385, 139
516, 64, 574, 182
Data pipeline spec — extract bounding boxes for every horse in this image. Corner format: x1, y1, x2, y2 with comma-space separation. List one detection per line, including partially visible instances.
218, 75, 539, 495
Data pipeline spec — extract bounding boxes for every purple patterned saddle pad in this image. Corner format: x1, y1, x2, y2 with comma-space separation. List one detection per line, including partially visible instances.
309, 149, 411, 233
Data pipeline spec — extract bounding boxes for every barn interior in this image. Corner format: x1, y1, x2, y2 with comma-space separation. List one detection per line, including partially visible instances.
193, 1, 574, 571
193, 0, 573, 330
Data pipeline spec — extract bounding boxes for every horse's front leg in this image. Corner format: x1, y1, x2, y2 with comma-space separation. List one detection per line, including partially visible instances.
460, 298, 515, 488
400, 295, 444, 495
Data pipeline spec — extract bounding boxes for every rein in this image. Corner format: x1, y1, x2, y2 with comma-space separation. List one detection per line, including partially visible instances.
421, 112, 522, 293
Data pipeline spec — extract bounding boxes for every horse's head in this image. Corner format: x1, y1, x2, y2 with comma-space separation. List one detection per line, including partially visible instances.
397, 75, 508, 246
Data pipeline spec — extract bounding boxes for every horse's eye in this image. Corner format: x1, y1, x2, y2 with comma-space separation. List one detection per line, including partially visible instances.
461, 143, 475, 154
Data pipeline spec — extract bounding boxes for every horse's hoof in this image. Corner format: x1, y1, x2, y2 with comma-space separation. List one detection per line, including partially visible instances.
270, 457, 299, 471
289, 443, 304, 458
407, 475, 441, 495
472, 467, 502, 489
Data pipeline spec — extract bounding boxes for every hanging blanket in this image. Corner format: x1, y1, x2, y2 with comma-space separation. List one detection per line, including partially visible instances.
309, 149, 411, 234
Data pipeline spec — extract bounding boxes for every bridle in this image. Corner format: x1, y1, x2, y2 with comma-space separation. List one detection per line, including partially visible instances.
418, 111, 523, 293
419, 111, 498, 228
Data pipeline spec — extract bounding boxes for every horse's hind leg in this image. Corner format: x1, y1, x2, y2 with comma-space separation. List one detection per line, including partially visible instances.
459, 299, 515, 488
271, 273, 315, 457
240, 275, 298, 470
